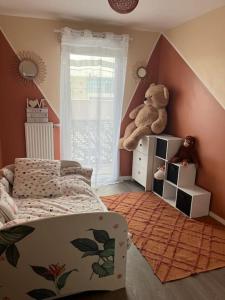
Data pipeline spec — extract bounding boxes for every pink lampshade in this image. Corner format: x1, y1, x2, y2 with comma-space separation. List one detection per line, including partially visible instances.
108, 0, 139, 14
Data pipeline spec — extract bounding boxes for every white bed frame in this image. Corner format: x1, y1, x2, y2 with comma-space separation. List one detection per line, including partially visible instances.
0, 212, 128, 300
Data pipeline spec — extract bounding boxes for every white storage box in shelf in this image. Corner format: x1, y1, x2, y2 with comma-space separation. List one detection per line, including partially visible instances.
132, 135, 156, 191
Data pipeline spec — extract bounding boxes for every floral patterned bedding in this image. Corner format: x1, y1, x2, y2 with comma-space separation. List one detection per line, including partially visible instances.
2, 174, 107, 229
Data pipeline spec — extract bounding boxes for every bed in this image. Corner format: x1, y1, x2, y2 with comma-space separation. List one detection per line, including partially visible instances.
0, 159, 128, 300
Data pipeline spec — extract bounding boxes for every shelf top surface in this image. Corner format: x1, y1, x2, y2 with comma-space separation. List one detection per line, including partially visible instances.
178, 185, 211, 195
156, 135, 182, 141
169, 162, 196, 168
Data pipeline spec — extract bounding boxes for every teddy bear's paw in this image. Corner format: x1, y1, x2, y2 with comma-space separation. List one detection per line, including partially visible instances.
119, 138, 127, 150
151, 122, 165, 134
123, 138, 138, 151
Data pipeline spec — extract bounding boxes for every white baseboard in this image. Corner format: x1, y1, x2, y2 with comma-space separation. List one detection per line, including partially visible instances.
209, 211, 225, 226
119, 176, 132, 182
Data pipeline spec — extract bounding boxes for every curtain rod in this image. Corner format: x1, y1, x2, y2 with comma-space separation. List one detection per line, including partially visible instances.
54, 29, 133, 41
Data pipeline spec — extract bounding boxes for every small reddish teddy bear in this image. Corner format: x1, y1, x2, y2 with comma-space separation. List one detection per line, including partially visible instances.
169, 136, 199, 167
154, 136, 199, 180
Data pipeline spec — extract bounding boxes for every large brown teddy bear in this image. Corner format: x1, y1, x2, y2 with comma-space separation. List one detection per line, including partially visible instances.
119, 83, 169, 151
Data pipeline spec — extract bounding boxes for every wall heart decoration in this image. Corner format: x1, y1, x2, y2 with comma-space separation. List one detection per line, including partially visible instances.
28, 99, 39, 108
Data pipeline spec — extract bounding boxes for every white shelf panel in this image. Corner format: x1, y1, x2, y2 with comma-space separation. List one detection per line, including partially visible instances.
179, 185, 211, 196
164, 179, 177, 188
156, 135, 182, 141
152, 191, 163, 198
155, 155, 166, 161
163, 198, 176, 207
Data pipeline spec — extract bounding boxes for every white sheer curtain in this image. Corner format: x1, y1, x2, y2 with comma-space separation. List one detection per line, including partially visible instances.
60, 27, 129, 186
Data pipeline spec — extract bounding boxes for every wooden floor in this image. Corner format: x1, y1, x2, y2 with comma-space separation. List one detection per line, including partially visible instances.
65, 181, 225, 300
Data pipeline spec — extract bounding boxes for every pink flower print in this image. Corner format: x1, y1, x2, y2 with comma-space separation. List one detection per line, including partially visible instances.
48, 263, 66, 279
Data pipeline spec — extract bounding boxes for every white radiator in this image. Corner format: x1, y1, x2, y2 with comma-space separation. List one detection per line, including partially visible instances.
25, 122, 54, 159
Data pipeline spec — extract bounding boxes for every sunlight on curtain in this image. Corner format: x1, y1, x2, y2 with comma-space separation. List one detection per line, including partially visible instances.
60, 28, 129, 186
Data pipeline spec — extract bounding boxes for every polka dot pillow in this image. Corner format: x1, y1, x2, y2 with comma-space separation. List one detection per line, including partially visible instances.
13, 158, 61, 198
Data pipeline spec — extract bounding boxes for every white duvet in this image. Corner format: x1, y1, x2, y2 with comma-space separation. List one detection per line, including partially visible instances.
2, 174, 107, 229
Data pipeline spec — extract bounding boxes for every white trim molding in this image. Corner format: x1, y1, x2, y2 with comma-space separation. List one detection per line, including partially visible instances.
209, 211, 225, 226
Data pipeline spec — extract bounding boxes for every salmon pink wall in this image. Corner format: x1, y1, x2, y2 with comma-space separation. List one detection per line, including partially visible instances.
120, 40, 160, 176
0, 30, 60, 167
157, 35, 225, 219
121, 34, 225, 219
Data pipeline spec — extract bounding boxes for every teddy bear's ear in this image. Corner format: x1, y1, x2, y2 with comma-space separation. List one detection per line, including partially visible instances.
163, 87, 169, 100
150, 83, 156, 87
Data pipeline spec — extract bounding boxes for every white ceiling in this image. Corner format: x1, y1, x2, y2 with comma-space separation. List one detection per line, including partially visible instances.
0, 0, 225, 31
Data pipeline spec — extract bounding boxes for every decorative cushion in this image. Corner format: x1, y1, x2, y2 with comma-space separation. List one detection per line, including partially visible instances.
0, 221, 4, 229
0, 177, 10, 194
13, 158, 61, 198
1, 165, 15, 185
0, 184, 18, 222
0, 213, 5, 226
60, 160, 81, 170
61, 167, 93, 180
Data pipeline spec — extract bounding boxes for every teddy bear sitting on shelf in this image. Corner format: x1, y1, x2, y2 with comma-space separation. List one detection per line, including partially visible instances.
119, 83, 169, 151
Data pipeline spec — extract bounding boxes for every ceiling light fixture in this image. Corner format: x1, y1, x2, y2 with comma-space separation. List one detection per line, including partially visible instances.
108, 0, 139, 14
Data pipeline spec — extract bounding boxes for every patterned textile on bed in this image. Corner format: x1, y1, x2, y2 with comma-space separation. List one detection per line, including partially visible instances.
2, 173, 106, 229
13, 158, 61, 198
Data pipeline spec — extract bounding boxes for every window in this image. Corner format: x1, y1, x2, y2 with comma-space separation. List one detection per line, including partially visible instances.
60, 28, 129, 186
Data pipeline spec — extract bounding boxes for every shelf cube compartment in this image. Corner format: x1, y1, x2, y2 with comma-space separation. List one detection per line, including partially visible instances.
155, 136, 182, 161
153, 156, 165, 173
167, 163, 196, 187
176, 189, 192, 217
177, 186, 211, 218
167, 163, 179, 185
153, 179, 164, 196
163, 181, 177, 207
156, 138, 167, 159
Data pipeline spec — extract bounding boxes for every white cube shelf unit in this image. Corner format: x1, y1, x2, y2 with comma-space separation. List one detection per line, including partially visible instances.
152, 135, 211, 218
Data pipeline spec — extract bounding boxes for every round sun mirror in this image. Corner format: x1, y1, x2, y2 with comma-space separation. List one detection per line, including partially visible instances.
137, 66, 147, 79
19, 59, 38, 80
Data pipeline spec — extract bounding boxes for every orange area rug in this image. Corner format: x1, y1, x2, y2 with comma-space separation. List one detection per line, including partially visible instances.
101, 192, 225, 283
